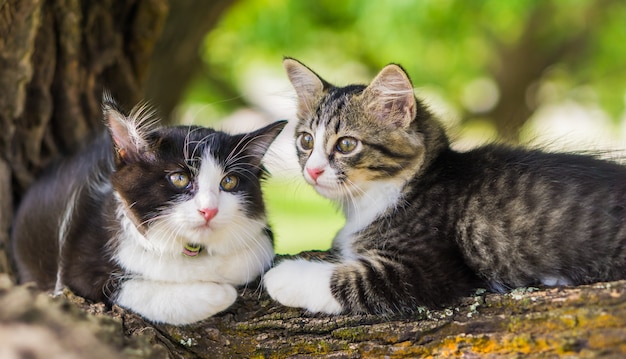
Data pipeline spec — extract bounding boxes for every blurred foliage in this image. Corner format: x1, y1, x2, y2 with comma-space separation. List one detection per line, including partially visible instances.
263, 178, 343, 254
184, 0, 626, 138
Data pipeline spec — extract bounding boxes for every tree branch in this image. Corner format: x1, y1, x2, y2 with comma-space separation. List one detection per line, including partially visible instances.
4, 253, 626, 358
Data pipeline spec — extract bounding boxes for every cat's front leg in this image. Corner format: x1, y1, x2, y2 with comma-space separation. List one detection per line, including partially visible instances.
115, 279, 237, 325
264, 258, 343, 314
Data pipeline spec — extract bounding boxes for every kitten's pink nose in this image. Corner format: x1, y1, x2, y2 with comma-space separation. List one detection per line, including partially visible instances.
198, 208, 218, 222
306, 167, 325, 182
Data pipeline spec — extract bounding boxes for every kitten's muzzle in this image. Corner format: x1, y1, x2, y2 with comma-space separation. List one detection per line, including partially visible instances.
198, 208, 218, 222
306, 167, 325, 182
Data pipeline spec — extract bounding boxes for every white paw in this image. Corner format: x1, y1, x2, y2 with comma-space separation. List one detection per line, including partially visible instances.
540, 275, 572, 287
116, 280, 237, 325
264, 259, 343, 314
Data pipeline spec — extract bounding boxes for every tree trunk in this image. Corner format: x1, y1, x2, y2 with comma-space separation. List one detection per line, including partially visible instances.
481, 2, 595, 143
0, 0, 235, 279
0, 0, 169, 277
142, 0, 234, 119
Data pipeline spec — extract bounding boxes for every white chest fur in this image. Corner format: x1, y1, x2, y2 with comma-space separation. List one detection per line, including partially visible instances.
113, 207, 272, 285
334, 181, 403, 258
111, 203, 273, 325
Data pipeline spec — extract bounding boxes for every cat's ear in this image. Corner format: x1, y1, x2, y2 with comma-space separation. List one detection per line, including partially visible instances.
283, 58, 327, 118
102, 93, 158, 163
239, 120, 288, 168
362, 64, 416, 129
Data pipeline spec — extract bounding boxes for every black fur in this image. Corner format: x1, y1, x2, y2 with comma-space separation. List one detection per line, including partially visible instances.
12, 98, 286, 310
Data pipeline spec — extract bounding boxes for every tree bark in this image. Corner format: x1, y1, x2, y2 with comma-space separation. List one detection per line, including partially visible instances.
0, 0, 169, 278
138, 257, 626, 358
0, 0, 237, 280
142, 0, 234, 119
475, 1, 619, 143
485, 3, 590, 143
3, 259, 626, 358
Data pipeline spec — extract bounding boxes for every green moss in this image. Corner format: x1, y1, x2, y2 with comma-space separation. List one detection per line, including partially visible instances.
331, 326, 370, 341
260, 338, 350, 358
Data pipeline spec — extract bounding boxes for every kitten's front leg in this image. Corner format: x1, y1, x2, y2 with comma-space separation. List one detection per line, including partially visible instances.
264, 258, 343, 314
115, 279, 237, 325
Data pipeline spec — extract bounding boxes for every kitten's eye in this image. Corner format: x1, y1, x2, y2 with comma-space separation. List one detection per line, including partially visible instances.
168, 172, 191, 189
220, 174, 239, 192
336, 137, 359, 154
298, 133, 314, 151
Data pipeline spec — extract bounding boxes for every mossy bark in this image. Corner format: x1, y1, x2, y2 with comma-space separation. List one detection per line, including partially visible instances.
3, 255, 626, 358
152, 278, 626, 358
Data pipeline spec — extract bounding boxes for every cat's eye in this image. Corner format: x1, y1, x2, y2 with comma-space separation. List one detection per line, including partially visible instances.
298, 133, 314, 151
168, 172, 191, 189
220, 174, 239, 192
336, 137, 359, 154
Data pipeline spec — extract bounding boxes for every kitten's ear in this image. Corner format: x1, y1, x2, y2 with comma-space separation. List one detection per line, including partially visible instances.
240, 120, 288, 168
102, 93, 157, 163
362, 64, 416, 129
283, 58, 327, 118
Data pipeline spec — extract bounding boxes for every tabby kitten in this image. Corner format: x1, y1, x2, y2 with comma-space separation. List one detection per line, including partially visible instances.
264, 58, 626, 315
12, 95, 286, 325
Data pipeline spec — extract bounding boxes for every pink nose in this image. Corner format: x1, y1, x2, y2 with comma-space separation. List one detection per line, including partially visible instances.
198, 208, 218, 222
306, 167, 325, 182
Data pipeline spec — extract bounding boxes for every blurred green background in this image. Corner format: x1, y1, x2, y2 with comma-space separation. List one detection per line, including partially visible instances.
160, 0, 626, 254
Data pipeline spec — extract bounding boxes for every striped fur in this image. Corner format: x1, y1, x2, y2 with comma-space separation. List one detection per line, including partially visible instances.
264, 58, 626, 315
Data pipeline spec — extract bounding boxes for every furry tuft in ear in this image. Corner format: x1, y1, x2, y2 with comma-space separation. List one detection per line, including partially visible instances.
362, 64, 416, 129
283, 58, 328, 119
234, 120, 288, 170
102, 92, 159, 163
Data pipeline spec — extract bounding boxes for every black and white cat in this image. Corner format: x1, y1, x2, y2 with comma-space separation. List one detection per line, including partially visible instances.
11, 95, 286, 325
264, 58, 626, 315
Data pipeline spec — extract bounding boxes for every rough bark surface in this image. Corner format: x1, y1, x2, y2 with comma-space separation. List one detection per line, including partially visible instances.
0, 0, 236, 283
0, 0, 169, 278
2, 252, 626, 358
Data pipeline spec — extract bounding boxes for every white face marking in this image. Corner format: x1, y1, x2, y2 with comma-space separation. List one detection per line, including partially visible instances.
264, 258, 343, 314
184, 154, 224, 231
303, 125, 330, 180
147, 153, 244, 250
302, 125, 351, 200
194, 154, 221, 214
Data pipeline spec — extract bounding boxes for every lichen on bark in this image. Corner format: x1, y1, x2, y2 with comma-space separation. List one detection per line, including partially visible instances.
3, 262, 626, 358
